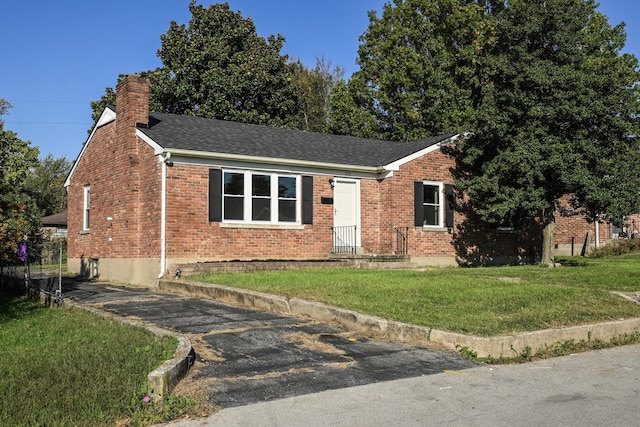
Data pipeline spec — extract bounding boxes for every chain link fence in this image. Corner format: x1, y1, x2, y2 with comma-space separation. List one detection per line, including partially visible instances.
0, 238, 67, 302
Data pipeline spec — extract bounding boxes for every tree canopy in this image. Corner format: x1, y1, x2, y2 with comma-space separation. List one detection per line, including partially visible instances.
335, 0, 495, 141
289, 56, 345, 132
0, 100, 40, 264
24, 154, 72, 217
91, 2, 348, 133
457, 0, 640, 263
150, 1, 301, 127
337, 0, 640, 263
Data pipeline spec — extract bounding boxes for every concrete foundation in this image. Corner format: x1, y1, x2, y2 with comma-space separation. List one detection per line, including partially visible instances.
68, 257, 161, 286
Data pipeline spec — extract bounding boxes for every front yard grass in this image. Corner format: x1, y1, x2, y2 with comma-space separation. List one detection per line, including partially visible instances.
186, 254, 640, 337
0, 292, 199, 427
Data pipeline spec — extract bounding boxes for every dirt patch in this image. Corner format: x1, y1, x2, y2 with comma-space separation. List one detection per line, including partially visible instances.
206, 320, 312, 336
285, 331, 347, 356
169, 358, 219, 419
496, 277, 523, 283
209, 367, 318, 384
187, 333, 225, 362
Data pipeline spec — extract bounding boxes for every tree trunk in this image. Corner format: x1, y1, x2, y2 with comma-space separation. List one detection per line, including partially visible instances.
541, 208, 556, 266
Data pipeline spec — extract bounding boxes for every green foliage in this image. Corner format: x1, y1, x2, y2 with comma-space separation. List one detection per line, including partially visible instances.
339, 0, 494, 141
472, 334, 640, 364
0, 293, 201, 426
589, 238, 640, 258
457, 0, 640, 262
23, 154, 71, 217
0, 100, 40, 264
90, 1, 310, 131
150, 1, 301, 127
326, 79, 381, 139
290, 56, 345, 132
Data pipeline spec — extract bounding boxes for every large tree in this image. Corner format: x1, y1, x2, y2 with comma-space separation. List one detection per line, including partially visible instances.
337, 0, 496, 141
24, 154, 72, 217
458, 0, 640, 264
150, 1, 300, 126
90, 1, 303, 130
0, 100, 40, 264
290, 56, 346, 132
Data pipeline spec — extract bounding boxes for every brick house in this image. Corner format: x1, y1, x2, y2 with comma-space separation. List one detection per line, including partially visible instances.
554, 196, 639, 256
65, 75, 625, 285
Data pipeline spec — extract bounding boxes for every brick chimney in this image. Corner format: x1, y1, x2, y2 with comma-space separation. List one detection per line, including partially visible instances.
115, 74, 150, 165
112, 74, 151, 259
116, 74, 149, 129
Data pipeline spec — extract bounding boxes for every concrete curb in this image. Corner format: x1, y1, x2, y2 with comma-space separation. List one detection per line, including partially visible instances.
159, 279, 640, 358
65, 300, 194, 401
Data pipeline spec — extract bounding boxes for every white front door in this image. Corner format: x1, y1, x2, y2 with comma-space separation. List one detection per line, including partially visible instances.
333, 179, 360, 250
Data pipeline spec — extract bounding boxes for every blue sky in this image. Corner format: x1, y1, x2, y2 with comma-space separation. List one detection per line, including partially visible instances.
2, 1, 638, 162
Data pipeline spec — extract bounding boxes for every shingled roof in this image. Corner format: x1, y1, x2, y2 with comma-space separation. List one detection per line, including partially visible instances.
41, 211, 67, 226
137, 112, 458, 168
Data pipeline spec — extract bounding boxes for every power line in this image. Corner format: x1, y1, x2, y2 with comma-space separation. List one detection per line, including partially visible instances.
4, 121, 91, 125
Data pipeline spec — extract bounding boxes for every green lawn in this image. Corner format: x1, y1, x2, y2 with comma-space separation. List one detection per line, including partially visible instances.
0, 292, 198, 427
186, 254, 640, 336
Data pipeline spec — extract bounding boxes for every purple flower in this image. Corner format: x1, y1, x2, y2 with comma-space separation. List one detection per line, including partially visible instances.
17, 241, 27, 262
143, 396, 151, 403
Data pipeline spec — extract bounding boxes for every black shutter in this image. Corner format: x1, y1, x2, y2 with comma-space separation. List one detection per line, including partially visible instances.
445, 183, 454, 228
209, 169, 222, 222
414, 181, 424, 227
302, 176, 313, 224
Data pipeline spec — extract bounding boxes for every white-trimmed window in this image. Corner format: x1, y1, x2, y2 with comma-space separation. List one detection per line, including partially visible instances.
421, 181, 443, 227
83, 185, 91, 231
414, 181, 454, 229
222, 170, 299, 223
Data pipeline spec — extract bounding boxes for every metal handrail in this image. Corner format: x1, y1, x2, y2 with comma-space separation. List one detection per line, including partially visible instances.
332, 225, 357, 254
394, 226, 409, 255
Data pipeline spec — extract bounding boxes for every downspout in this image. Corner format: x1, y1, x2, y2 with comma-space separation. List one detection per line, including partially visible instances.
595, 219, 600, 249
158, 153, 169, 279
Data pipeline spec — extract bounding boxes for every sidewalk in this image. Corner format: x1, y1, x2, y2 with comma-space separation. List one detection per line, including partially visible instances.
158, 343, 640, 427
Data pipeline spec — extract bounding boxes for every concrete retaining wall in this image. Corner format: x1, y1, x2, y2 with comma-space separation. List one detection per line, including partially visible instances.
159, 279, 640, 359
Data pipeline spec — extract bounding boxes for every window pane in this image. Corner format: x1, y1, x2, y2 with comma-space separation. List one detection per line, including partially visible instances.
423, 185, 439, 204
224, 196, 244, 220
252, 198, 271, 221
224, 173, 244, 195
278, 200, 296, 222
252, 175, 271, 196
424, 205, 439, 226
278, 177, 296, 198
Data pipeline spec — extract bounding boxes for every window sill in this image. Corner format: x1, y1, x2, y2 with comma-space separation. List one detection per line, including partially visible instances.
220, 222, 305, 230
80, 230, 90, 235
421, 226, 449, 232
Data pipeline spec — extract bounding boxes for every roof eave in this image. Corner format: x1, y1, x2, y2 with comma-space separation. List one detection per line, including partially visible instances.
163, 147, 385, 177
64, 107, 117, 187
382, 133, 464, 172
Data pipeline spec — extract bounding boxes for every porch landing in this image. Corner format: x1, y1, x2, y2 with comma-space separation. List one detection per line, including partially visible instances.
171, 255, 415, 277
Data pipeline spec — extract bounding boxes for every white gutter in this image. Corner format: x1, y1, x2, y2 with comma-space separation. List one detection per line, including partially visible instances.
158, 153, 169, 279
595, 220, 600, 249
162, 147, 387, 176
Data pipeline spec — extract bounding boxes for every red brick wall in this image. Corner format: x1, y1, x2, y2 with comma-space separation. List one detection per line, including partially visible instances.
553, 195, 640, 248
67, 76, 161, 263
164, 164, 336, 259
369, 147, 543, 262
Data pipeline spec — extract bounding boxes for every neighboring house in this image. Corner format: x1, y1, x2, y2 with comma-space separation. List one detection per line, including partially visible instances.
64, 75, 623, 286
41, 211, 67, 238
554, 196, 640, 256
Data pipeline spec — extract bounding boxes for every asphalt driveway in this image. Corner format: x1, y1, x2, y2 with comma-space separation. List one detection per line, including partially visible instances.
63, 280, 478, 408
